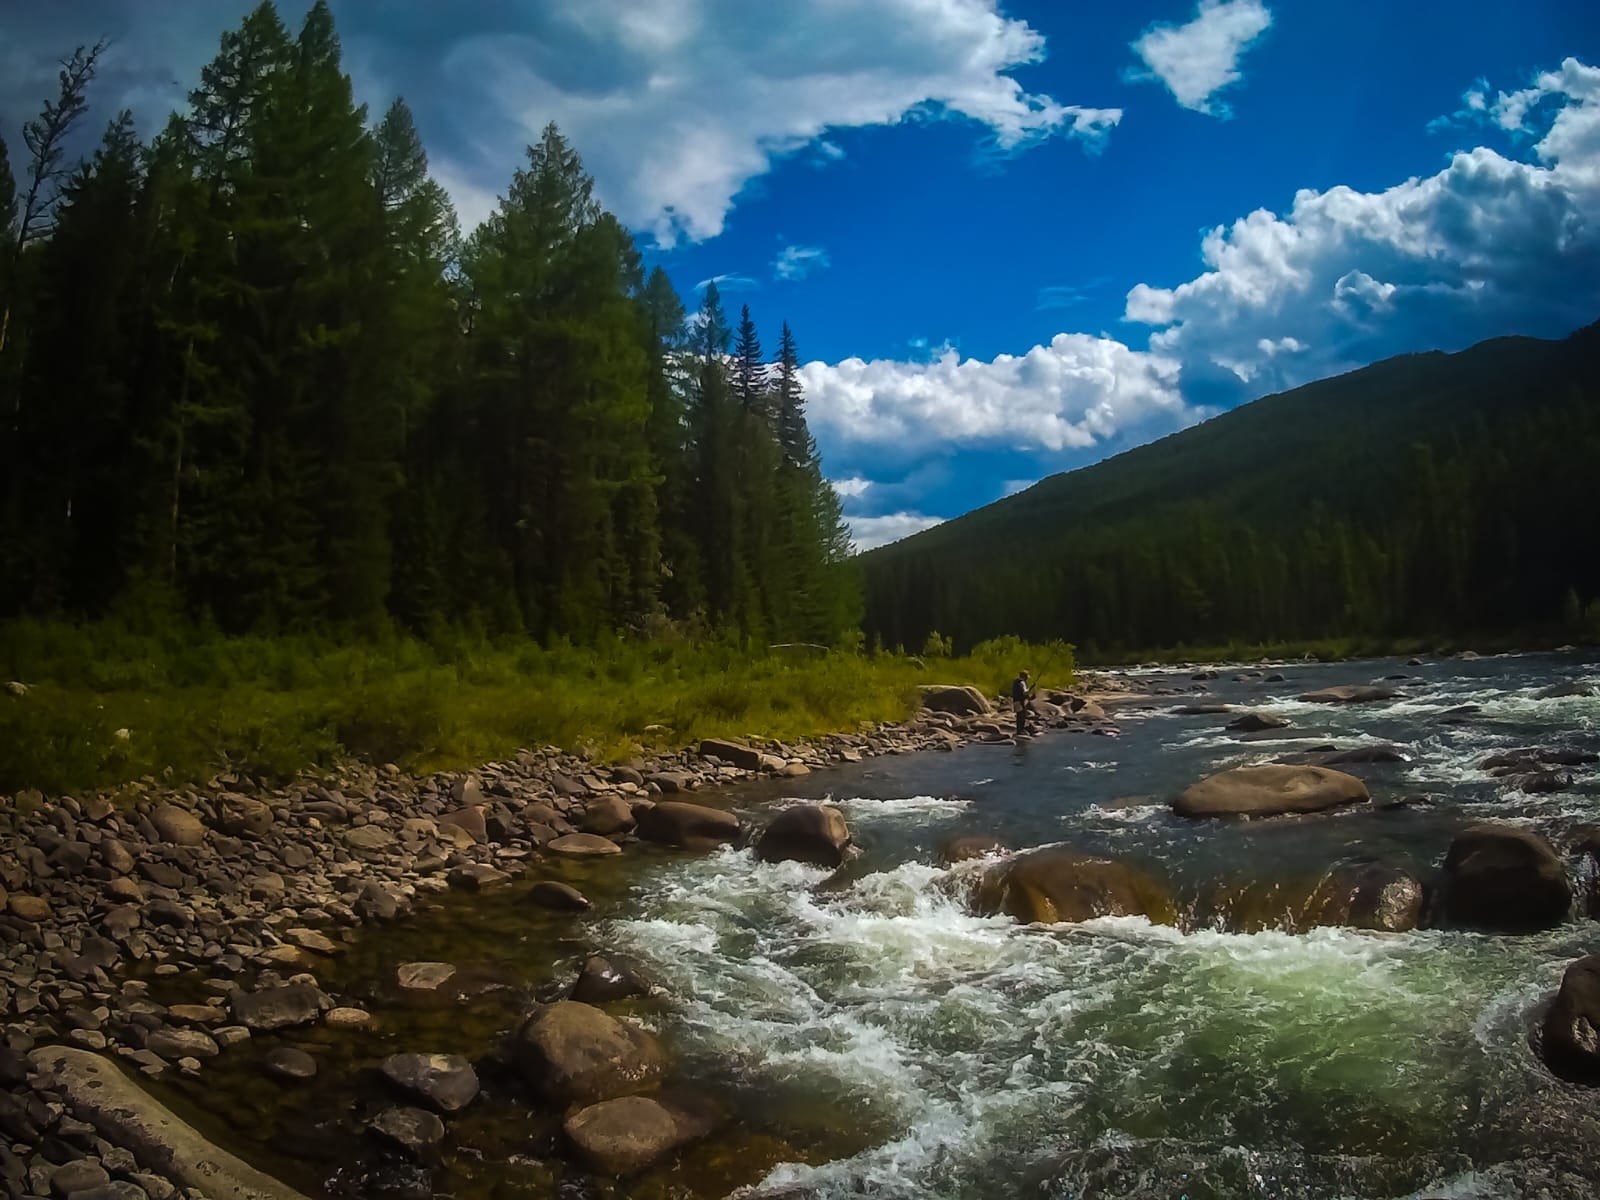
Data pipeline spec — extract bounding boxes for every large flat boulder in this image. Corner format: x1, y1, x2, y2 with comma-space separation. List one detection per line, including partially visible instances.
1442, 823, 1572, 932
1298, 685, 1400, 704
29, 1046, 312, 1200
698, 738, 763, 770
515, 1001, 667, 1105
755, 804, 851, 868
1542, 955, 1600, 1083
918, 685, 992, 716
564, 1095, 714, 1176
1174, 765, 1369, 818
635, 801, 741, 850
974, 845, 1176, 925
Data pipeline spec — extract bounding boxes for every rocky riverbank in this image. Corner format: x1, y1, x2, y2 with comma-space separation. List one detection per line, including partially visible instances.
0, 672, 1145, 1200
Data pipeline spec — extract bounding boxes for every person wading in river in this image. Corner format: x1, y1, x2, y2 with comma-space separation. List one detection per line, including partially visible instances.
1012, 669, 1033, 737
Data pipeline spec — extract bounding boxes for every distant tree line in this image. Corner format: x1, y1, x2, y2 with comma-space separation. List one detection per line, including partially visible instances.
863, 322, 1600, 656
0, 2, 859, 644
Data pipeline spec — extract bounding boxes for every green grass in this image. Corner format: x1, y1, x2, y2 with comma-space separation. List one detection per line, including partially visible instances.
0, 620, 1070, 796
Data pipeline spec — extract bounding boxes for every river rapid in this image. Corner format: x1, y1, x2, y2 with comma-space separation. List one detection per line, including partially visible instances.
160, 653, 1600, 1200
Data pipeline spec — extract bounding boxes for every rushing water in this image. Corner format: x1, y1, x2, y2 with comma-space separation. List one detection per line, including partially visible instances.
158, 653, 1600, 1200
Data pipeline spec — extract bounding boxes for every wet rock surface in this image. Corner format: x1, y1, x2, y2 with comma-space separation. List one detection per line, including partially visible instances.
1174, 764, 1371, 817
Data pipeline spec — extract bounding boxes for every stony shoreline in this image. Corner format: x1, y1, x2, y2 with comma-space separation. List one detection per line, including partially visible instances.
0, 673, 1140, 1200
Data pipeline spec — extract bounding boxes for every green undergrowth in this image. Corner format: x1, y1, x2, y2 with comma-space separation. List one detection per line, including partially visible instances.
1074, 631, 1578, 668
0, 620, 1069, 796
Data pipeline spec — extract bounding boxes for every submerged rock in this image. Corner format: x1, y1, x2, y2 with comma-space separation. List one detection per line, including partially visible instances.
515, 1000, 667, 1105
229, 982, 326, 1032
1542, 955, 1600, 1083
264, 1047, 317, 1082
380, 1053, 480, 1113
530, 881, 591, 911
974, 845, 1175, 925
547, 833, 624, 857
396, 962, 456, 992
1174, 765, 1369, 818
571, 955, 651, 1005
755, 804, 851, 868
368, 1106, 445, 1160
634, 801, 741, 850
1442, 823, 1571, 932
563, 1094, 714, 1176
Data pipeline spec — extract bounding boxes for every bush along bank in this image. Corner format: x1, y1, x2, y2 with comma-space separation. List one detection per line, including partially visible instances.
0, 669, 1134, 1196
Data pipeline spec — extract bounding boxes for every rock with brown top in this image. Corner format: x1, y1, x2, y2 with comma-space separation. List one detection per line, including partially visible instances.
755, 804, 850, 868
548, 833, 624, 857
974, 845, 1176, 926
1442, 823, 1571, 932
150, 804, 204, 846
515, 1000, 667, 1105
563, 1095, 714, 1176
1174, 765, 1369, 818
1542, 955, 1600, 1083
635, 801, 741, 850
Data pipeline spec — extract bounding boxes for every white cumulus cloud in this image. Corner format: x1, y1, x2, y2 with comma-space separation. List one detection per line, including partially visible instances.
1127, 0, 1273, 117
422, 0, 1122, 242
849, 512, 946, 553
801, 334, 1187, 459
1124, 56, 1600, 393
830, 476, 874, 499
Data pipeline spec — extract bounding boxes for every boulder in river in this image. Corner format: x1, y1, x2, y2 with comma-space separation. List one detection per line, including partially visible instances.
635, 801, 741, 850
1442, 823, 1572, 932
1312, 862, 1425, 932
1298, 685, 1401, 704
974, 845, 1176, 925
1533, 681, 1594, 699
1226, 711, 1289, 732
918, 685, 992, 716
1541, 955, 1600, 1083
397, 962, 456, 992
1173, 765, 1370, 818
563, 1094, 714, 1176
755, 804, 851, 868
515, 1000, 667, 1105
380, 1052, 480, 1113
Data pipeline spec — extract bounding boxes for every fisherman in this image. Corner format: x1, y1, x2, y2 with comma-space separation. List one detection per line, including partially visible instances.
1011, 668, 1033, 736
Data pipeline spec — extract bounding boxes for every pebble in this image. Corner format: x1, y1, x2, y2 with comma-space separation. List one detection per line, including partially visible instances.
324, 1007, 371, 1030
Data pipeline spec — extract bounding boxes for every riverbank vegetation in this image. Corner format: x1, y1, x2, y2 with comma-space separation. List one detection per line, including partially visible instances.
0, 620, 1061, 794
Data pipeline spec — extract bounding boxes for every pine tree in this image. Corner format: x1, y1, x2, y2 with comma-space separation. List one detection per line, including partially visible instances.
13, 112, 146, 611
732, 304, 767, 416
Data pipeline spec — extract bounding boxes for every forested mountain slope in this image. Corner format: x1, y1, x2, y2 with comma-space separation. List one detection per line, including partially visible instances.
861, 321, 1600, 655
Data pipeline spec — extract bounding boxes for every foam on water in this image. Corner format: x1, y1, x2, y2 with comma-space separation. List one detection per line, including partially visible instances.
608, 839, 1600, 1199
835, 794, 973, 820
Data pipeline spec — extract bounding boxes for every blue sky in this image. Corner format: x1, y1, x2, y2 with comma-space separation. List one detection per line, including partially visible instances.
2, 1, 1597, 548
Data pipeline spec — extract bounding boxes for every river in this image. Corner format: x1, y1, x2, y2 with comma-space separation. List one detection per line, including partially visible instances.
153, 652, 1600, 1200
